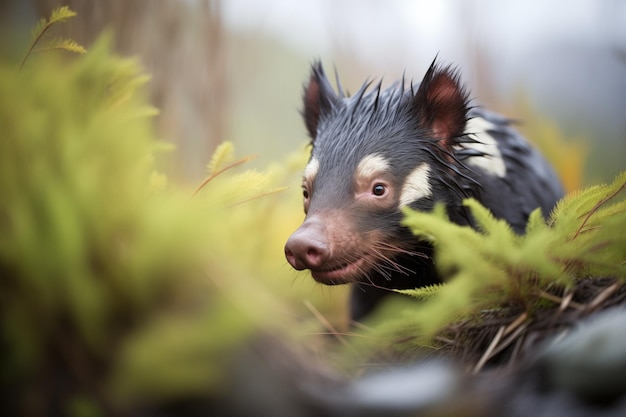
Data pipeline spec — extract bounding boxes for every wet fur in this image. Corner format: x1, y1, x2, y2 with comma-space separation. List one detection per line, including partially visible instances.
288, 59, 564, 322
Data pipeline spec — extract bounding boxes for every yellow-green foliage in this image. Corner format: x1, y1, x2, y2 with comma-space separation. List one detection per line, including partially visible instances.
2, 36, 231, 405
0, 10, 332, 412
20, 6, 86, 70
0, 7, 345, 412
361, 172, 626, 352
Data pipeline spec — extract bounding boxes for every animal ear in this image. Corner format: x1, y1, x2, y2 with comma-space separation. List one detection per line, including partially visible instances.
413, 60, 469, 147
302, 62, 339, 140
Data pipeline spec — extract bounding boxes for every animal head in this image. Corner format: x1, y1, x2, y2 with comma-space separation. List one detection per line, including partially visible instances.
285, 60, 485, 286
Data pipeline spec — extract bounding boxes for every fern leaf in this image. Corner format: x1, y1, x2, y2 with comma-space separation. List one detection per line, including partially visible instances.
464, 199, 515, 238
29, 18, 47, 43
525, 207, 547, 235
34, 38, 87, 55
577, 172, 626, 228
207, 142, 235, 176
401, 203, 450, 244
20, 6, 83, 70
560, 171, 626, 240
49, 5, 77, 24
551, 171, 626, 227
192, 155, 255, 198
398, 284, 445, 300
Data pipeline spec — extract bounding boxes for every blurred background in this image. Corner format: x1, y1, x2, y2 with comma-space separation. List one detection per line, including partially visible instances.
2, 0, 624, 185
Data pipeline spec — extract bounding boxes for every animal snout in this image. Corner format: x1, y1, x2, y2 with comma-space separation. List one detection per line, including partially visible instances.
284, 220, 329, 271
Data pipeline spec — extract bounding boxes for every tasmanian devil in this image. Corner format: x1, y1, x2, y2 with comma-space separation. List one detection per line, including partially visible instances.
284, 59, 564, 322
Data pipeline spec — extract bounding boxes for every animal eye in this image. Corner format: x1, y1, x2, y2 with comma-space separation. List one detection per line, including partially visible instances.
372, 183, 386, 196
302, 188, 309, 199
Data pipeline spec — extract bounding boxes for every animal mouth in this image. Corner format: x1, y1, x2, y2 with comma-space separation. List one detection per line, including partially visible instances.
311, 257, 365, 285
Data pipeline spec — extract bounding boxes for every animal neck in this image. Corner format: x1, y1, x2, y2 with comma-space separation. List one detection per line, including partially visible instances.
349, 247, 440, 322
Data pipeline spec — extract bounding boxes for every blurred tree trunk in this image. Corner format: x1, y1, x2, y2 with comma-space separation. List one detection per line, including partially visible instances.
31, 0, 228, 182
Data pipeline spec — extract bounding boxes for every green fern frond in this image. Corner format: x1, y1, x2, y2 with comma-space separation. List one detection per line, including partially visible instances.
34, 38, 87, 55
378, 172, 626, 354
550, 171, 626, 229
191, 150, 254, 197
398, 284, 445, 301
50, 5, 77, 22
20, 6, 84, 70
525, 207, 547, 235
570, 172, 626, 238
28, 6, 77, 42
29, 17, 47, 42
28, 6, 77, 41
463, 199, 516, 239
207, 141, 235, 176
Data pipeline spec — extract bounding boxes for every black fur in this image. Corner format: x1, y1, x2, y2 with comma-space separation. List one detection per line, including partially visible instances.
288, 59, 565, 322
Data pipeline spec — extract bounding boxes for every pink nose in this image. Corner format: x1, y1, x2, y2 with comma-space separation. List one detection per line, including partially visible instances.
284, 219, 329, 270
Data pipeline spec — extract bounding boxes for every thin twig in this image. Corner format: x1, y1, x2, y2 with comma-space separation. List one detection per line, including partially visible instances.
507, 334, 525, 368
558, 291, 575, 313
20, 25, 51, 71
503, 312, 528, 337
538, 290, 584, 310
303, 300, 351, 348
434, 336, 456, 346
190, 155, 255, 199
473, 325, 505, 374
585, 282, 620, 313
488, 323, 528, 361
227, 187, 288, 207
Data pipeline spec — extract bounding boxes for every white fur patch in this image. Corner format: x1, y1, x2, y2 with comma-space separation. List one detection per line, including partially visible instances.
304, 157, 319, 183
356, 153, 390, 180
399, 163, 432, 207
462, 117, 506, 178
